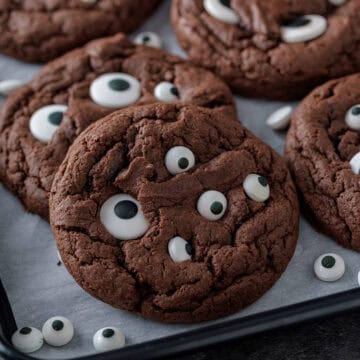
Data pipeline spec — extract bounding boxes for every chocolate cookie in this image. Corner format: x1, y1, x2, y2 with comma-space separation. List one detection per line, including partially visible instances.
0, 0, 161, 62
50, 103, 299, 323
171, 0, 360, 100
0, 33, 235, 220
285, 73, 360, 251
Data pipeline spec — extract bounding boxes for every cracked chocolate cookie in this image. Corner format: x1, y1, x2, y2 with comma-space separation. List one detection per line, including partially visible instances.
286, 73, 360, 251
0, 33, 235, 220
50, 103, 299, 323
0, 0, 161, 62
171, 0, 360, 100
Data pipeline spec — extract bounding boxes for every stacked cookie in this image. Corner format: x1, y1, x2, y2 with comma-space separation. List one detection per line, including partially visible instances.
6, 0, 360, 324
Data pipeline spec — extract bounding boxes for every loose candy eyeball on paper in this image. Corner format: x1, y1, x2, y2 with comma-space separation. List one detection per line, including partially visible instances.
12, 327, 44, 353
42, 316, 74, 346
314, 253, 345, 282
93, 327, 126, 352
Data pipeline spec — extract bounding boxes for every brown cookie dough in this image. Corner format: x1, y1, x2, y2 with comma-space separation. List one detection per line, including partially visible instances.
50, 103, 299, 323
0, 33, 236, 220
0, 0, 161, 62
171, 0, 360, 100
285, 73, 360, 251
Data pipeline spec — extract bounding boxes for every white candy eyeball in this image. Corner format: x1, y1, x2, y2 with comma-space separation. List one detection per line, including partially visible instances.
203, 0, 239, 24
154, 82, 179, 103
266, 106, 293, 131
243, 174, 270, 202
100, 194, 149, 240
0, 79, 25, 96
165, 146, 195, 175
281, 15, 327, 43
345, 104, 360, 130
314, 253, 345, 282
90, 73, 141, 108
168, 236, 193, 262
93, 327, 125, 352
134, 31, 162, 48
349, 151, 360, 175
42, 316, 74, 347
29, 104, 68, 143
197, 190, 227, 221
12, 327, 44, 354
328, 0, 347, 5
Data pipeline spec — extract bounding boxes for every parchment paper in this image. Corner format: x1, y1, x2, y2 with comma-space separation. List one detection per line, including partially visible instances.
1, 2, 360, 358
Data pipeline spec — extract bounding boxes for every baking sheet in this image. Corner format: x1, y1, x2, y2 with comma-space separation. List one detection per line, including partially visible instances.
1, 2, 360, 359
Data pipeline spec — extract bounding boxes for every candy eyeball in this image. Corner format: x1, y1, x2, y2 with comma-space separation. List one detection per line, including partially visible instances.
100, 194, 149, 240
165, 146, 195, 175
349, 151, 360, 175
314, 253, 345, 282
134, 31, 162, 48
154, 82, 179, 103
90, 73, 141, 108
197, 190, 227, 221
345, 104, 360, 130
266, 106, 293, 131
203, 0, 239, 24
12, 327, 44, 354
93, 327, 125, 352
243, 174, 270, 202
42, 316, 74, 347
168, 236, 193, 262
281, 15, 327, 43
29, 104, 68, 143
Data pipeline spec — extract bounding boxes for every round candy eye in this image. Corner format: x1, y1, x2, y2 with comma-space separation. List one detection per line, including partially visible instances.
168, 236, 193, 262
314, 253, 345, 282
12, 327, 44, 354
93, 327, 125, 352
154, 82, 179, 103
266, 105, 293, 131
100, 194, 149, 240
29, 104, 68, 143
243, 174, 270, 202
42, 316, 74, 347
281, 15, 327, 43
345, 104, 360, 130
349, 152, 360, 174
197, 190, 227, 221
165, 146, 195, 175
90, 73, 141, 109
134, 31, 162, 48
203, 0, 239, 24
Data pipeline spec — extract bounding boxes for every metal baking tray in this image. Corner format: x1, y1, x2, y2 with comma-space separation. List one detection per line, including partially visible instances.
1, 2, 360, 359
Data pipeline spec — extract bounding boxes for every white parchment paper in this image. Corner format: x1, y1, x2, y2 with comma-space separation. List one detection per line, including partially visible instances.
1, 2, 360, 359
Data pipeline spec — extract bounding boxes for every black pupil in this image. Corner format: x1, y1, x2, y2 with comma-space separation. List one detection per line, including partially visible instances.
114, 200, 138, 219
321, 256, 336, 269
170, 86, 179, 97
19, 327, 32, 335
143, 35, 151, 43
282, 16, 310, 27
52, 320, 64, 331
48, 111, 63, 126
178, 157, 189, 169
102, 329, 115, 338
211, 201, 223, 215
352, 106, 360, 116
258, 176, 268, 187
185, 243, 193, 256
220, 0, 231, 7
108, 79, 130, 91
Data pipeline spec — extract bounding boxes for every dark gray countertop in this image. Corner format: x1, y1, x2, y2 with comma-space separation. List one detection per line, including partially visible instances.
175, 309, 360, 360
